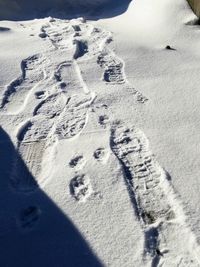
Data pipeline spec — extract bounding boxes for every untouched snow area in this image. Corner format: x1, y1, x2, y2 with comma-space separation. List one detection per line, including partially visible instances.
1, 0, 200, 266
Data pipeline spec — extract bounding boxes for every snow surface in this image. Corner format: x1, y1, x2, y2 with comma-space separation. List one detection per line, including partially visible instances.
1, 0, 200, 266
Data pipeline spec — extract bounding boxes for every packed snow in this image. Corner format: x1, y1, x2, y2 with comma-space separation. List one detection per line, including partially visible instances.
1, 0, 200, 266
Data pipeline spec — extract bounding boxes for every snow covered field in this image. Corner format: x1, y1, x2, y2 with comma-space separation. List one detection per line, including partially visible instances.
1, 0, 200, 266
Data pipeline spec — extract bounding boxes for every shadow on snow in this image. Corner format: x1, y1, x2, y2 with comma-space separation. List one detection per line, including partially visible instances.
0, 126, 103, 267
0, 0, 132, 21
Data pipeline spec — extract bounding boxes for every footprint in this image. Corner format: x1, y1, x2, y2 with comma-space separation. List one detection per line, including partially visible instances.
69, 155, 86, 170
33, 93, 68, 119
87, 27, 111, 58
17, 118, 53, 143
18, 206, 41, 231
55, 94, 93, 140
54, 61, 86, 94
71, 24, 111, 60
1, 54, 44, 114
97, 52, 125, 83
69, 174, 92, 202
11, 91, 85, 191
40, 21, 74, 50
95, 33, 148, 104
10, 118, 54, 192
93, 148, 109, 163
110, 124, 174, 225
110, 123, 200, 265
110, 123, 176, 264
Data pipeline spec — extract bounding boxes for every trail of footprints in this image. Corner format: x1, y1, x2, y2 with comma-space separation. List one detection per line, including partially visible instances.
6, 19, 97, 192
0, 18, 199, 266
110, 123, 200, 265
2, 18, 148, 238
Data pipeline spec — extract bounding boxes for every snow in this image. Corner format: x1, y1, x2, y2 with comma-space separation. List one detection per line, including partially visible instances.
1, 0, 200, 266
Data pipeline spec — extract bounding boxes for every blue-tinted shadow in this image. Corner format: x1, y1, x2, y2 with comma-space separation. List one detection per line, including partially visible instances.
0, 0, 132, 21
0, 126, 103, 267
